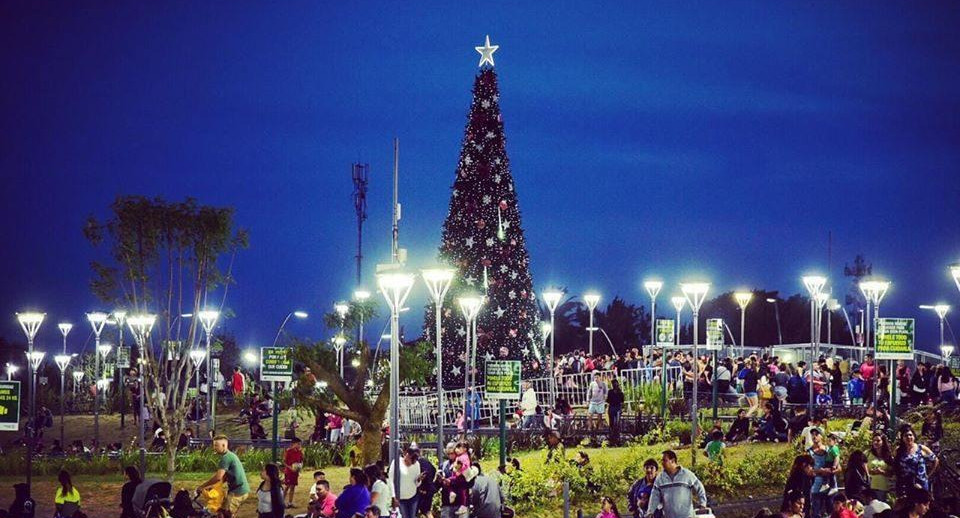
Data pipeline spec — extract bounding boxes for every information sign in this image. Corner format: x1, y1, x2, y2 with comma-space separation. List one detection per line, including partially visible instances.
656, 319, 675, 347
705, 318, 724, 351
875, 318, 914, 360
260, 347, 293, 382
0, 381, 21, 432
485, 360, 521, 400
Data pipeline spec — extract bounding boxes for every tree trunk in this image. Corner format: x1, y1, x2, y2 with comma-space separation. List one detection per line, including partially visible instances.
167, 444, 177, 482
358, 423, 383, 466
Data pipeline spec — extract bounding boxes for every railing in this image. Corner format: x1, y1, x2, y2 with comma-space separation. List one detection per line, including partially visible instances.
398, 365, 683, 428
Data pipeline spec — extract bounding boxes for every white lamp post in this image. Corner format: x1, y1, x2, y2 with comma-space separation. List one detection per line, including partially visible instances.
54, 354, 71, 448
7, 363, 19, 381
583, 293, 601, 356
127, 314, 156, 475
57, 323, 72, 355
457, 295, 483, 428
941, 344, 955, 363
734, 292, 752, 356
665, 295, 685, 418
273, 311, 309, 347
671, 296, 686, 347
353, 290, 371, 346
189, 348, 207, 417
196, 310, 219, 435
919, 304, 950, 351
112, 311, 128, 430
16, 312, 43, 495
680, 282, 709, 466
542, 289, 563, 403
644, 281, 663, 364
86, 312, 109, 446
951, 263, 960, 294
377, 270, 415, 500
860, 278, 890, 424
766, 298, 783, 346
541, 322, 552, 361
71, 370, 83, 396
802, 276, 828, 416
334, 303, 350, 378
25, 348, 45, 492
422, 267, 455, 455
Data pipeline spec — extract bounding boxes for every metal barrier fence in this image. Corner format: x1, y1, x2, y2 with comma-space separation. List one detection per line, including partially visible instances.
398, 365, 683, 428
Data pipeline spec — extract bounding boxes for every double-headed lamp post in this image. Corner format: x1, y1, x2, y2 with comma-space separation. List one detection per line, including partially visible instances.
127, 314, 156, 475
457, 295, 483, 429
377, 271, 415, 500
54, 354, 71, 449
664, 296, 685, 419
96, 343, 113, 436
734, 292, 752, 356
919, 304, 950, 350
860, 278, 891, 426
335, 303, 350, 378
584, 293, 601, 356
17, 311, 44, 494
542, 289, 563, 403
86, 312, 109, 447
644, 281, 663, 364
802, 276, 828, 416
422, 267, 455, 455
196, 310, 220, 435
189, 348, 207, 415
680, 282, 709, 466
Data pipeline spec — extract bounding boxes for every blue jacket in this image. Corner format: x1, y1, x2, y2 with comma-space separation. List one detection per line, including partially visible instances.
334, 484, 371, 518
847, 377, 864, 399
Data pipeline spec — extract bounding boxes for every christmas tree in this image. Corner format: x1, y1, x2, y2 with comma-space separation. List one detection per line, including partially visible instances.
426, 37, 545, 388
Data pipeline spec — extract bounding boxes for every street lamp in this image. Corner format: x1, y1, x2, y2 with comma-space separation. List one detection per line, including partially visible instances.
6, 363, 19, 380
16, 311, 43, 495
25, 348, 45, 493
802, 276, 827, 416
941, 344, 955, 363
734, 292, 752, 356
422, 267, 455, 456
334, 302, 350, 378
189, 348, 207, 416
196, 310, 220, 435
860, 278, 890, 424
919, 304, 950, 350
377, 270, 415, 500
542, 289, 563, 403
127, 314, 156, 475
664, 295, 685, 419
951, 263, 960, 294
54, 354, 71, 448
112, 311, 128, 430
766, 298, 783, 346
86, 311, 109, 447
583, 293, 601, 356
57, 323, 72, 355
540, 322, 552, 362
457, 295, 483, 429
71, 370, 83, 396
644, 281, 663, 364
353, 290, 371, 345
680, 282, 709, 466
272, 311, 309, 347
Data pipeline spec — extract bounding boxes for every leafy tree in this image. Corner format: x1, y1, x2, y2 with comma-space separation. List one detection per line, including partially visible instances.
84, 195, 247, 480
292, 300, 432, 465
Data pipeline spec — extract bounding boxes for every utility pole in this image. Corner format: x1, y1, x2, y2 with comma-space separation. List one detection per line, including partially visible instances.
352, 163, 369, 285
392, 138, 401, 265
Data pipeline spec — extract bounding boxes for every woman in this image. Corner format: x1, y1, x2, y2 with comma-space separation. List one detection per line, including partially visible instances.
866, 433, 893, 503
335, 468, 371, 518
607, 378, 625, 445
937, 366, 958, 402
120, 466, 142, 518
725, 409, 751, 443
808, 430, 833, 518
781, 454, 814, 514
843, 450, 870, 504
921, 410, 943, 456
829, 362, 844, 406
909, 364, 928, 406
256, 463, 285, 518
364, 463, 392, 517
596, 496, 621, 518
780, 489, 805, 518
894, 423, 939, 498
54, 470, 81, 518
743, 360, 760, 417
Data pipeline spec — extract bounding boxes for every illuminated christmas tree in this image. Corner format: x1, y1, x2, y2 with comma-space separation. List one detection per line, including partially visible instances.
426, 36, 545, 388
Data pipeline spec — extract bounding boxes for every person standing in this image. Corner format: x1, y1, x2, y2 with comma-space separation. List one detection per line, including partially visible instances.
519, 382, 538, 429
389, 446, 422, 518
417, 448, 438, 518
335, 469, 371, 518
627, 459, 658, 518
365, 463, 393, 518
256, 463, 285, 518
781, 455, 814, 516
647, 450, 707, 518
283, 437, 304, 508
860, 355, 876, 405
867, 433, 893, 504
197, 435, 251, 518
607, 378, 625, 445
120, 466, 142, 518
232, 367, 245, 402
469, 464, 504, 518
586, 372, 608, 431
894, 424, 938, 497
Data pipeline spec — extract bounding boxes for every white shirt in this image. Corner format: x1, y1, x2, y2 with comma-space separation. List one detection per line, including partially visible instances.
862, 499, 891, 518
520, 388, 537, 416
371, 479, 393, 516
388, 460, 421, 500
257, 487, 274, 513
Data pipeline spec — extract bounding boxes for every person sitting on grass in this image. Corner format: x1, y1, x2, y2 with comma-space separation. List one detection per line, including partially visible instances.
725, 409, 751, 443
704, 430, 725, 465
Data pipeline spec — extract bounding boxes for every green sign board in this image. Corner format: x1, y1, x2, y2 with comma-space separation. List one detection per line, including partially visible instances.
705, 318, 724, 351
260, 347, 293, 382
485, 360, 521, 400
116, 346, 131, 369
656, 319, 675, 347
875, 318, 915, 360
0, 381, 21, 432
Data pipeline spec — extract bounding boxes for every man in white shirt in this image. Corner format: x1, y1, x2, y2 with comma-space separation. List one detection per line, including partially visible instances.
586, 373, 608, 431
519, 382, 537, 429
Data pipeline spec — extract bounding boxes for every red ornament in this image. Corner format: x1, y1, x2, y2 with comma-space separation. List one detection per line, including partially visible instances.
499, 200, 508, 210
476, 220, 486, 229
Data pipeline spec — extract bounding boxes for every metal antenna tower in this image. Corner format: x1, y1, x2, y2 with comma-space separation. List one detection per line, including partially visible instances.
352, 162, 369, 285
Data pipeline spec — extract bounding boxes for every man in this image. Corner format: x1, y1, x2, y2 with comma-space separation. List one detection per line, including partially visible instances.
126, 368, 142, 425
586, 372, 608, 431
197, 435, 250, 518
519, 382, 537, 429
647, 450, 707, 518
309, 479, 337, 518
416, 447, 438, 518
627, 459, 659, 518
469, 464, 504, 518
389, 445, 422, 518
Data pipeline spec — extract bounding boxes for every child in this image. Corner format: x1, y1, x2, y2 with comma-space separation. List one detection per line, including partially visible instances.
283, 437, 304, 508
704, 430, 725, 465
825, 433, 842, 490
847, 369, 865, 406
454, 442, 471, 474
829, 492, 857, 518
596, 496, 622, 518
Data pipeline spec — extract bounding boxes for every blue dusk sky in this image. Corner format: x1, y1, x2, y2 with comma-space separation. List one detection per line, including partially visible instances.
1, 1, 959, 354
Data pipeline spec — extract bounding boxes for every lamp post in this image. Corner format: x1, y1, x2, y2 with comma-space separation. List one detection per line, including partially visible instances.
860, 279, 891, 427
734, 292, 752, 356
57, 323, 72, 355
17, 311, 44, 494
377, 270, 415, 500
354, 289, 371, 345
919, 304, 950, 351
680, 282, 709, 466
86, 312, 109, 447
542, 289, 563, 404
71, 370, 82, 396
422, 267, 455, 456
335, 303, 350, 378
7, 363, 19, 381
196, 310, 220, 435
127, 314, 156, 475
802, 276, 827, 416
644, 281, 663, 365
26, 349, 45, 492
942, 344, 955, 363
541, 322, 552, 362
96, 343, 113, 429
766, 298, 783, 348
189, 348, 206, 419
272, 311, 309, 347
665, 296, 685, 420
113, 311, 127, 429
583, 293, 601, 356
457, 295, 483, 430
951, 263, 960, 294
54, 354, 71, 449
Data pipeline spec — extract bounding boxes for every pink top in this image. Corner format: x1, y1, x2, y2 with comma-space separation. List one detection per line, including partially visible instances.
596, 512, 618, 518
455, 452, 471, 475
860, 362, 876, 380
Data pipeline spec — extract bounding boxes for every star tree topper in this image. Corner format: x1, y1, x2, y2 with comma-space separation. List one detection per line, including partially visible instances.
475, 35, 499, 67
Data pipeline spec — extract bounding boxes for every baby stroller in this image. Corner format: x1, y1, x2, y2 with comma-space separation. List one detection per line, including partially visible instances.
133, 479, 172, 518
170, 489, 216, 518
